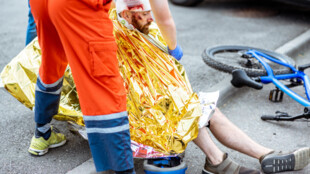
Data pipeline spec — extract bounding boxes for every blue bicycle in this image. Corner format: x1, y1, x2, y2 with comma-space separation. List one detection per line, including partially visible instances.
202, 45, 310, 121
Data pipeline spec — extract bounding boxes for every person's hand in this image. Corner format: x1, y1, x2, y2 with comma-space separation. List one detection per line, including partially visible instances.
168, 44, 183, 61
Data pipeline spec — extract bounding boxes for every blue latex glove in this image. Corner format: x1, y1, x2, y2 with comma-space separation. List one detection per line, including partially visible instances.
168, 44, 183, 61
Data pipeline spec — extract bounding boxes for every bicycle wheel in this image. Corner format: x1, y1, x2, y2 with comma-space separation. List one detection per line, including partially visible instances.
202, 45, 295, 77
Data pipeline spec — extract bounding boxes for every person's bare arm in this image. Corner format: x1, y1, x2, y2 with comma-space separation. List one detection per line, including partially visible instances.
110, 0, 116, 9
149, 0, 177, 50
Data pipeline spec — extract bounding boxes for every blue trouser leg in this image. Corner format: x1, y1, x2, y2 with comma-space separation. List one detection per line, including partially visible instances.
84, 112, 135, 173
34, 76, 63, 124
26, 0, 37, 46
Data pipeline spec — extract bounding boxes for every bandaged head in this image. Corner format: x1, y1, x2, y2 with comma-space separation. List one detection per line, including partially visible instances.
116, 0, 151, 14
116, 0, 153, 34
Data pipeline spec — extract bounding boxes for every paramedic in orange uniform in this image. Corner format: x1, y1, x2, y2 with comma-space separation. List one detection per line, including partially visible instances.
27, 0, 182, 173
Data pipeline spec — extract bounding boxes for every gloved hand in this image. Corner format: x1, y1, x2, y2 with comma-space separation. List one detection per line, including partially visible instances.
168, 44, 183, 61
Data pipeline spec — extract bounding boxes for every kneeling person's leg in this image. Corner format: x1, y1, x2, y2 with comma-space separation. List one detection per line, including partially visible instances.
84, 113, 134, 172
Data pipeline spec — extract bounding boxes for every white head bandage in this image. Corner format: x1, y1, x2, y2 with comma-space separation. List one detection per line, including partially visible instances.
116, 0, 151, 14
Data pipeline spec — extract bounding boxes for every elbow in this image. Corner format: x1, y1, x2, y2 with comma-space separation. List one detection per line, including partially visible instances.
157, 17, 175, 28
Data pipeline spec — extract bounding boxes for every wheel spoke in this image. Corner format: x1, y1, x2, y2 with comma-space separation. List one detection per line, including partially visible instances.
214, 52, 251, 67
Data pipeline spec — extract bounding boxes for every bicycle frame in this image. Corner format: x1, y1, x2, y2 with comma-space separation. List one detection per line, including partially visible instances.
246, 50, 310, 107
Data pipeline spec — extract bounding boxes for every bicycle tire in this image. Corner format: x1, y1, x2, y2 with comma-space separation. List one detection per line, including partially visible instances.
202, 45, 295, 77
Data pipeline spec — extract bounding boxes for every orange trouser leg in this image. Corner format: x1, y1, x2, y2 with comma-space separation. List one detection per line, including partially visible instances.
30, 0, 133, 172
30, 0, 68, 124
31, 0, 126, 116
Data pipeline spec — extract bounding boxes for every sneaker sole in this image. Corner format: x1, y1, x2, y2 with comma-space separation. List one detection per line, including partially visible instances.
261, 147, 310, 173
28, 139, 67, 156
293, 147, 310, 170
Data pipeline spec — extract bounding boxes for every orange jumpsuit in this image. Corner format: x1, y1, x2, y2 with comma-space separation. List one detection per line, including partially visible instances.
29, 0, 134, 172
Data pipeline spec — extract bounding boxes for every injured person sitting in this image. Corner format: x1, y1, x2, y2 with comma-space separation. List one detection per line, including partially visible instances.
1, 0, 310, 173
111, 1, 310, 174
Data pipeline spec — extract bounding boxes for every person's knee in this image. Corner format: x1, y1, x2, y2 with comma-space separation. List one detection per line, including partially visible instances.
209, 107, 226, 126
210, 108, 223, 120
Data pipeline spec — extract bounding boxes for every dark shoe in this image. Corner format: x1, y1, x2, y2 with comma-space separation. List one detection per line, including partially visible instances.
202, 153, 261, 174
260, 147, 310, 173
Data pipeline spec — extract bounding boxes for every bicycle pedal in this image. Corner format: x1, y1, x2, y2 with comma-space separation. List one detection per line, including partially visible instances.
269, 89, 284, 102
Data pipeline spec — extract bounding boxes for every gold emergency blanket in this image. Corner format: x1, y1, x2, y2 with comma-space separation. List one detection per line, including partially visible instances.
0, 9, 202, 155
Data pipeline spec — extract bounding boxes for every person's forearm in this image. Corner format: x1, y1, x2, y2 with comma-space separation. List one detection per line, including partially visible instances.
110, 0, 115, 9
149, 0, 177, 50
156, 17, 177, 50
